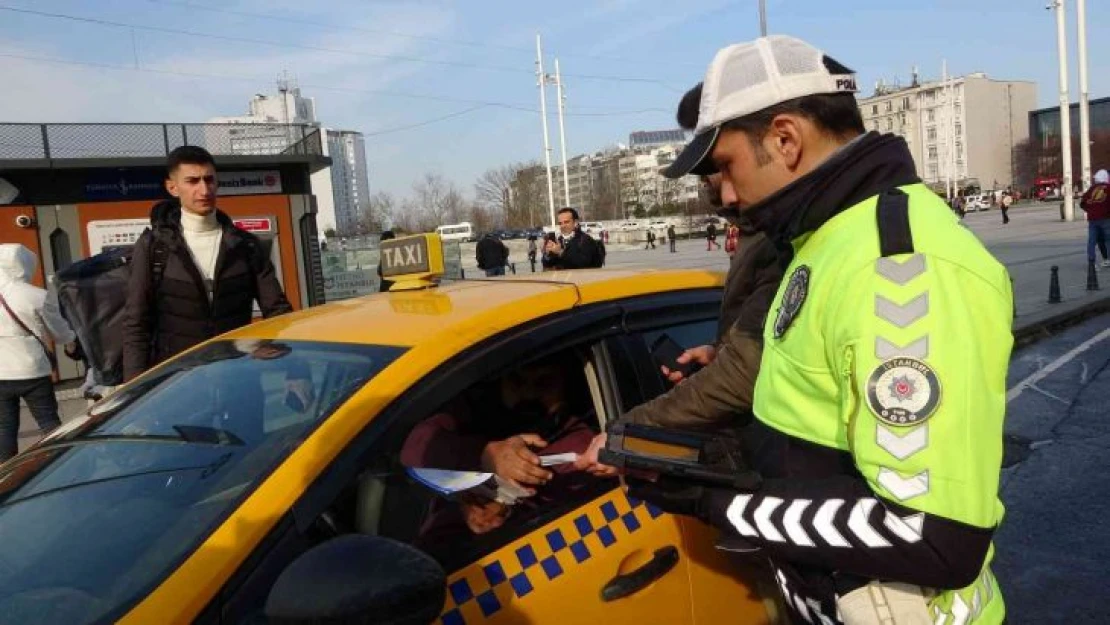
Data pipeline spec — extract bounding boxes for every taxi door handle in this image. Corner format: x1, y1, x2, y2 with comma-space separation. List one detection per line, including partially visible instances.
600, 546, 680, 602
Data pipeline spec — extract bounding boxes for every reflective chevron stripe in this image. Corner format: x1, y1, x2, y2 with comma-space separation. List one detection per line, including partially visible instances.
847, 499, 890, 547
782, 499, 815, 547
753, 497, 786, 542
877, 468, 930, 501
724, 495, 926, 551
814, 499, 850, 548
876, 254, 926, 285
874, 293, 929, 327
875, 336, 929, 359
876, 424, 928, 460
725, 494, 759, 537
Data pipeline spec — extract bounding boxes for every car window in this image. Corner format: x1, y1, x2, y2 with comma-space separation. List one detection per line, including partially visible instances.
614, 319, 719, 406
365, 349, 615, 570
0, 340, 402, 625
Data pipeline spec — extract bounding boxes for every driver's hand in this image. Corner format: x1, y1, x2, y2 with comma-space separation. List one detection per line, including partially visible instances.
481, 434, 551, 493
461, 499, 510, 534
661, 345, 717, 384
581, 433, 621, 477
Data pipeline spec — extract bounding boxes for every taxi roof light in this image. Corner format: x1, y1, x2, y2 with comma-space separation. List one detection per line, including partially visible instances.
379, 233, 447, 291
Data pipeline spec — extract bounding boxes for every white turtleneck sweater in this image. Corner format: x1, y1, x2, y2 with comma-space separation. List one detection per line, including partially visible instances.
180, 209, 223, 302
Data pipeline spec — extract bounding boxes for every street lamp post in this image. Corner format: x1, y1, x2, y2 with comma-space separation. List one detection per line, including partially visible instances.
1050, 0, 1075, 221
759, 0, 767, 36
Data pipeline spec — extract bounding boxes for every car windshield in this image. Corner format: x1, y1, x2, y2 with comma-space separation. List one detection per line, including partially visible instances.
0, 339, 403, 625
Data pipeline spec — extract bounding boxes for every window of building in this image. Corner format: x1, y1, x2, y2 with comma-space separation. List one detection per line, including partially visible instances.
903, 97, 911, 110
872, 105, 879, 115
956, 141, 963, 154
927, 128, 937, 141
886, 118, 893, 131
928, 165, 938, 179
927, 110, 935, 122
956, 123, 962, 137
886, 101, 893, 113
928, 146, 938, 160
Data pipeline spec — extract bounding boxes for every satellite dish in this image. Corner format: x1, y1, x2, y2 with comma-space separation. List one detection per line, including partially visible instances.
0, 178, 18, 205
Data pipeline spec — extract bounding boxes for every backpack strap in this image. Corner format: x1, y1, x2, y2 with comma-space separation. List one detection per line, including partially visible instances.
149, 230, 169, 291
875, 188, 914, 257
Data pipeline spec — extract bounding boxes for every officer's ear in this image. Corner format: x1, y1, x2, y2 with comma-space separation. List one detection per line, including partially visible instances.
766, 114, 805, 171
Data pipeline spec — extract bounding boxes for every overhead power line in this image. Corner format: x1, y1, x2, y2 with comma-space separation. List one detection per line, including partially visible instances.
0, 51, 669, 120
146, 0, 704, 69
0, 4, 684, 88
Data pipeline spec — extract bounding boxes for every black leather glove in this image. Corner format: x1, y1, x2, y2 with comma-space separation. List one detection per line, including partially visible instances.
625, 476, 711, 519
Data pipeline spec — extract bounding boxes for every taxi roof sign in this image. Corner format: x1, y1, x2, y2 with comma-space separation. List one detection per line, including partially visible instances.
380, 233, 446, 291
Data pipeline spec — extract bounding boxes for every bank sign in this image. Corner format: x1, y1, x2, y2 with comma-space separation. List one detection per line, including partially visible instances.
218, 170, 282, 196
84, 170, 282, 201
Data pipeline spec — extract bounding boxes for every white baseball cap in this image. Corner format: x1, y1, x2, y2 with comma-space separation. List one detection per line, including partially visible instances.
664, 35, 858, 179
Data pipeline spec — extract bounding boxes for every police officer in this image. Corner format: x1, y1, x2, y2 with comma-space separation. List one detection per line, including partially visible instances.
586, 35, 1011, 624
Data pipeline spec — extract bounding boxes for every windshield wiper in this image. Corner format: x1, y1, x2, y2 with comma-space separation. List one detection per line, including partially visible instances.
27, 426, 246, 455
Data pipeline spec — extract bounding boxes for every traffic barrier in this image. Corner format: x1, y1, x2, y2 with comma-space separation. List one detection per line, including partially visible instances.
1048, 266, 1062, 303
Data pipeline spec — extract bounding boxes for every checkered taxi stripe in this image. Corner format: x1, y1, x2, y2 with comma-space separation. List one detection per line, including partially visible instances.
439, 493, 665, 625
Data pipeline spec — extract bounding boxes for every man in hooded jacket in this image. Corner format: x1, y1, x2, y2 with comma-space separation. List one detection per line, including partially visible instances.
0, 244, 77, 461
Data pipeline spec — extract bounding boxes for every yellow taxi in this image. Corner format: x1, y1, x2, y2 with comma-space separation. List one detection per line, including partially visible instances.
0, 235, 780, 625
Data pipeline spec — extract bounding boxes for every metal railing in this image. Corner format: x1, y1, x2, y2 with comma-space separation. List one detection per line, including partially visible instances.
0, 122, 324, 160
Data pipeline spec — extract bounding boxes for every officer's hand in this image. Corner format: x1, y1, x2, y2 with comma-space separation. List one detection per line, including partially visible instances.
545, 240, 563, 255
481, 434, 552, 492
625, 475, 709, 519
580, 433, 621, 477
661, 345, 717, 384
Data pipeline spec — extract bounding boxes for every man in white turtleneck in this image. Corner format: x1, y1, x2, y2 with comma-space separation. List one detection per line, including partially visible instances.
123, 146, 292, 381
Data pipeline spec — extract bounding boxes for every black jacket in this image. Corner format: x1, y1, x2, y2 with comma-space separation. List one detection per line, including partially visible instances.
123, 200, 292, 380
542, 230, 604, 270
475, 236, 509, 270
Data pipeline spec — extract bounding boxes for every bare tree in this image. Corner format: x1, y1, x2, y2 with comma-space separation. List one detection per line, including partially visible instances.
474, 165, 518, 219
467, 203, 496, 234
362, 191, 396, 232
506, 163, 548, 228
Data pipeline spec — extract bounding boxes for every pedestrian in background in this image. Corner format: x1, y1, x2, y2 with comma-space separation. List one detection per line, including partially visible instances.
1000, 191, 1013, 224
1080, 169, 1110, 268
645, 229, 656, 249
0, 244, 77, 462
476, 233, 510, 277
123, 146, 292, 382
667, 224, 677, 253
705, 221, 721, 251
527, 234, 539, 272
377, 230, 396, 292
542, 208, 604, 270
724, 223, 740, 259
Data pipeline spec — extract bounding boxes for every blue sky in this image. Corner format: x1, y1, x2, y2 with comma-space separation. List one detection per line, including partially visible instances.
1, 0, 1107, 199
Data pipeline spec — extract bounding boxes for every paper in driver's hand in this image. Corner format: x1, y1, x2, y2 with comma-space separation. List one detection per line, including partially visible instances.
539, 452, 578, 467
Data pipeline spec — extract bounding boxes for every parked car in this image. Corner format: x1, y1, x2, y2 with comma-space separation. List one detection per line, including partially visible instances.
0, 254, 777, 625
965, 194, 991, 212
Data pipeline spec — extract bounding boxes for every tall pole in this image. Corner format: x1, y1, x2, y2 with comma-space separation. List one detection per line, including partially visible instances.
1054, 0, 1075, 220
555, 58, 571, 208
759, 0, 767, 36
942, 60, 951, 201
536, 34, 557, 228
1077, 0, 1092, 191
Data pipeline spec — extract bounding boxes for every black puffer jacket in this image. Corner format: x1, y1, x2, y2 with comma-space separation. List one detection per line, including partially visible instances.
123, 200, 292, 380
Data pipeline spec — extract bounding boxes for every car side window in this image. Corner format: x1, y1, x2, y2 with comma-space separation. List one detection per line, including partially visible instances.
348, 348, 617, 571
610, 319, 719, 406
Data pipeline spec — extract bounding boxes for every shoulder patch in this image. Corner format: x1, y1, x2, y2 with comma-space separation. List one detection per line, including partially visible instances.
773, 265, 810, 339
866, 357, 941, 427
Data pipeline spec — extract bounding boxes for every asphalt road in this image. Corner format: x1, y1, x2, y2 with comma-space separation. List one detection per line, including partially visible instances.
995, 312, 1110, 623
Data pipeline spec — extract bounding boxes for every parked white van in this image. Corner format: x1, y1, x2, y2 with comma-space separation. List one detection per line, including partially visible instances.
435, 222, 475, 242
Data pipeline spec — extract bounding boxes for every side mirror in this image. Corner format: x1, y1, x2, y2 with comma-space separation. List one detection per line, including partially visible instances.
265, 535, 446, 625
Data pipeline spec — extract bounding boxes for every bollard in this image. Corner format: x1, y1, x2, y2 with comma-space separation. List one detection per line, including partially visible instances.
1048, 266, 1062, 303
1087, 261, 1100, 291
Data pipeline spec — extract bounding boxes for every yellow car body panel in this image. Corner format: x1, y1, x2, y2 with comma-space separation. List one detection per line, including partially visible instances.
117, 268, 770, 625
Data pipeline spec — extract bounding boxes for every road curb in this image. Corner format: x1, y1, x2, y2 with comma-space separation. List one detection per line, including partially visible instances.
1013, 293, 1110, 349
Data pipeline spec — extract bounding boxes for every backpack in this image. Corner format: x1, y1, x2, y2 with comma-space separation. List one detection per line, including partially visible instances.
55, 231, 168, 386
